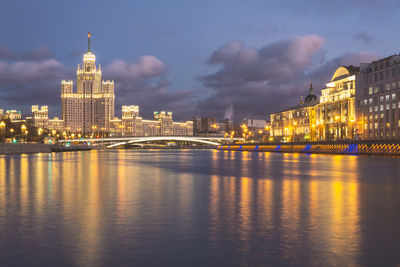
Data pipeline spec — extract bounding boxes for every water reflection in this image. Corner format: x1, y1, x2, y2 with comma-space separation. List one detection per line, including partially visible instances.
0, 150, 399, 266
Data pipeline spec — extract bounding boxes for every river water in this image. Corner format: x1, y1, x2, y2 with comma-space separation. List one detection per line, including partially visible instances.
0, 150, 399, 266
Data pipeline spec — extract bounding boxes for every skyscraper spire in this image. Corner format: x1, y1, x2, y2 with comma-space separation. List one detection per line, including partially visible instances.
88, 32, 91, 52
309, 81, 313, 95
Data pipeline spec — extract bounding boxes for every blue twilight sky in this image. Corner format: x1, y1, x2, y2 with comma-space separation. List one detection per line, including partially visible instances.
0, 0, 399, 120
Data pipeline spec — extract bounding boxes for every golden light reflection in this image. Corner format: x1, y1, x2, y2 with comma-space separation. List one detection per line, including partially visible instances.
20, 155, 29, 218
0, 156, 5, 207
34, 155, 45, 221
258, 179, 274, 231
281, 179, 300, 243
0, 150, 368, 265
116, 150, 127, 221
238, 177, 252, 246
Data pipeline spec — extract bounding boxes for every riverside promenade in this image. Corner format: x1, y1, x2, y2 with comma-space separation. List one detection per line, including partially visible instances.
0, 143, 91, 155
217, 140, 400, 156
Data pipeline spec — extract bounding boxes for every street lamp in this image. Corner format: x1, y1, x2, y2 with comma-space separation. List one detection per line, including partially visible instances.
0, 121, 5, 136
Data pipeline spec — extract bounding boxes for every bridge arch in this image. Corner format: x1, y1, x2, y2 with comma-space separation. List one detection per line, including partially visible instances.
106, 136, 221, 148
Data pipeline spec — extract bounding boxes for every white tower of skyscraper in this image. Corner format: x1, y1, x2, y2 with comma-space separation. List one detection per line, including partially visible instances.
61, 33, 115, 135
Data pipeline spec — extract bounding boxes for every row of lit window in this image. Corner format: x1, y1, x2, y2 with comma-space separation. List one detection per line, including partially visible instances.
365, 120, 400, 130
367, 130, 398, 139
367, 81, 400, 95
367, 102, 400, 112
363, 93, 398, 105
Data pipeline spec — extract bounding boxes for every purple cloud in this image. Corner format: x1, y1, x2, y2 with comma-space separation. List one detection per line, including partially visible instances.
103, 56, 197, 120
196, 36, 381, 121
197, 35, 326, 119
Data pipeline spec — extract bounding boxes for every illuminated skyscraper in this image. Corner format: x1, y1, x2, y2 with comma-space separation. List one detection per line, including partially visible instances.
61, 33, 115, 134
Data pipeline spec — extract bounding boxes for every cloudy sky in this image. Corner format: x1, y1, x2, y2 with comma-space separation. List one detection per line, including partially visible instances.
0, 0, 398, 121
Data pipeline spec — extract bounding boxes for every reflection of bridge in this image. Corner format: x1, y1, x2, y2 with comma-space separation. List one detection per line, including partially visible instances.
58, 136, 244, 148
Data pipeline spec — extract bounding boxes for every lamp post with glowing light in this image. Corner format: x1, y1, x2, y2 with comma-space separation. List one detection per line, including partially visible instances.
0, 121, 5, 136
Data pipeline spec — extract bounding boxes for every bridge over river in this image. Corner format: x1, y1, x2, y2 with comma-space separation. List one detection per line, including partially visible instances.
58, 136, 244, 148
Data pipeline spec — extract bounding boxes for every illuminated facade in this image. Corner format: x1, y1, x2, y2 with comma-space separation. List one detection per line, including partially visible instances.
314, 66, 358, 141
270, 66, 358, 142
30, 105, 64, 132
111, 107, 193, 137
3, 110, 22, 121
61, 33, 114, 134
31, 105, 48, 128
270, 84, 318, 142
356, 55, 400, 140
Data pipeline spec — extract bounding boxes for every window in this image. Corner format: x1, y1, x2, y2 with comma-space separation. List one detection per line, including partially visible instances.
380, 72, 383, 80
386, 70, 390, 79
369, 98, 373, 104
386, 95, 390, 101
375, 87, 379, 93
392, 94, 396, 100
392, 82, 397, 90
375, 106, 378, 112
386, 104, 390, 110
369, 87, 373, 95
386, 84, 391, 91
380, 96, 384, 102
380, 105, 384, 111
392, 68, 396, 77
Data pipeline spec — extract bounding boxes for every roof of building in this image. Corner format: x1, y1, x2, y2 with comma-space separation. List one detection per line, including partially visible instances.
274, 82, 318, 114
331, 65, 359, 82
304, 82, 318, 103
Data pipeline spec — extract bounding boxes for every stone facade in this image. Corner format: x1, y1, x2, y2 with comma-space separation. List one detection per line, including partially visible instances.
355, 55, 400, 140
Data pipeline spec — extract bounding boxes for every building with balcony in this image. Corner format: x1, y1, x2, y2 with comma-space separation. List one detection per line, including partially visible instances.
314, 66, 358, 141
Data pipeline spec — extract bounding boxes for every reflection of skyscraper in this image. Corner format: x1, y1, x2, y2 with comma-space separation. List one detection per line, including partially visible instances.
61, 33, 114, 134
